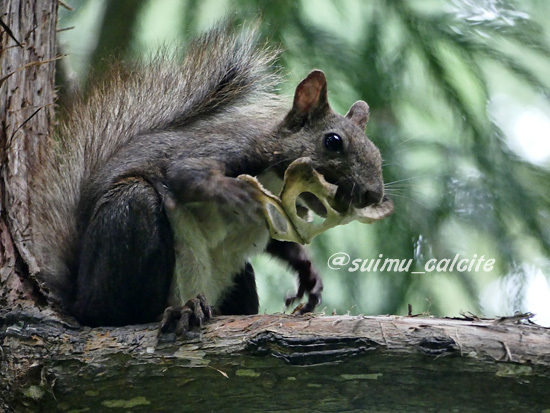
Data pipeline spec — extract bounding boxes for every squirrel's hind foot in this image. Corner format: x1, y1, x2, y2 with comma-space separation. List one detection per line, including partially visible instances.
158, 294, 213, 336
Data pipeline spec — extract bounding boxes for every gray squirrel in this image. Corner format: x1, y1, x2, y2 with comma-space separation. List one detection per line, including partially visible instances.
30, 26, 390, 331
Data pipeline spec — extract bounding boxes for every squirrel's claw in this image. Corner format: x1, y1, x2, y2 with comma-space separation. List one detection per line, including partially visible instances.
285, 261, 323, 315
159, 294, 213, 336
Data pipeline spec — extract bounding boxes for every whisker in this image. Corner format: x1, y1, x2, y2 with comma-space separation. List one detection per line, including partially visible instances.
346, 181, 355, 210
384, 175, 437, 186
394, 136, 417, 148
384, 183, 436, 191
384, 184, 438, 195
262, 156, 295, 174
384, 192, 433, 210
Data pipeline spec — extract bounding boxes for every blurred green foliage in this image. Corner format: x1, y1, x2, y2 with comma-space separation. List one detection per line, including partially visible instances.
57, 0, 550, 322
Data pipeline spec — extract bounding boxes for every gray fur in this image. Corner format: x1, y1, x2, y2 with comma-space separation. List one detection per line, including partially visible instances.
31, 26, 284, 305
30, 25, 386, 321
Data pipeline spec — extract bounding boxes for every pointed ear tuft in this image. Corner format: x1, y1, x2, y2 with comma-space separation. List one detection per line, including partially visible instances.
345, 101, 370, 130
291, 70, 329, 119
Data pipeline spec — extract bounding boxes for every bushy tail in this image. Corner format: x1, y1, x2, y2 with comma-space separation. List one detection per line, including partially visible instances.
30, 25, 281, 304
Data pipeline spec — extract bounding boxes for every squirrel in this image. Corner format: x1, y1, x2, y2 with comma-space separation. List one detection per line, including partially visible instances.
30, 25, 389, 330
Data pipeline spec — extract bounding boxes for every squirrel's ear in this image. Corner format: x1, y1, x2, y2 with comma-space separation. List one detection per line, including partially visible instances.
286, 70, 330, 127
345, 101, 370, 130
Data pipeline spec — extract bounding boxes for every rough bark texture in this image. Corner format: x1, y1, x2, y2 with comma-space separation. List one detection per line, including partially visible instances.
0, 0, 57, 310
1, 312, 549, 412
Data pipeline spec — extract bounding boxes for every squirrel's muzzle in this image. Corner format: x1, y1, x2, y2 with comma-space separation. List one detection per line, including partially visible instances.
334, 180, 385, 211
358, 189, 384, 208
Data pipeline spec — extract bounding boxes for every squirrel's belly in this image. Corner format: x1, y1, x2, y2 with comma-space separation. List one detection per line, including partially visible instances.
166, 202, 270, 307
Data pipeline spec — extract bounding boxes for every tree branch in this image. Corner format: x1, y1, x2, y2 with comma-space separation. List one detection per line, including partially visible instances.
1, 313, 549, 411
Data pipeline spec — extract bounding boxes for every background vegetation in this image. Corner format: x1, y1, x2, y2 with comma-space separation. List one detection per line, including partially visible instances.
57, 0, 550, 324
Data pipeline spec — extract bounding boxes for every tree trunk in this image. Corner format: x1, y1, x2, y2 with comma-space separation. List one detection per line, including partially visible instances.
0, 0, 57, 311
1, 312, 549, 412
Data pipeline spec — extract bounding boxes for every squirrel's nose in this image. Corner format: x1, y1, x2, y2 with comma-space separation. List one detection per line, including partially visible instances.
359, 189, 383, 208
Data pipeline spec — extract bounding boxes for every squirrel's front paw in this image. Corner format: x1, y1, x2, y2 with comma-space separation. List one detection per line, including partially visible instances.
159, 294, 213, 336
215, 178, 264, 222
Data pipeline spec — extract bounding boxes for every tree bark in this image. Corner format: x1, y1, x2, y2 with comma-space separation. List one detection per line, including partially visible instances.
1, 312, 549, 412
0, 0, 57, 310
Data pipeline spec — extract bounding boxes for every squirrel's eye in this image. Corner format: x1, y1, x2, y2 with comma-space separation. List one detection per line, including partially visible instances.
324, 133, 343, 152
